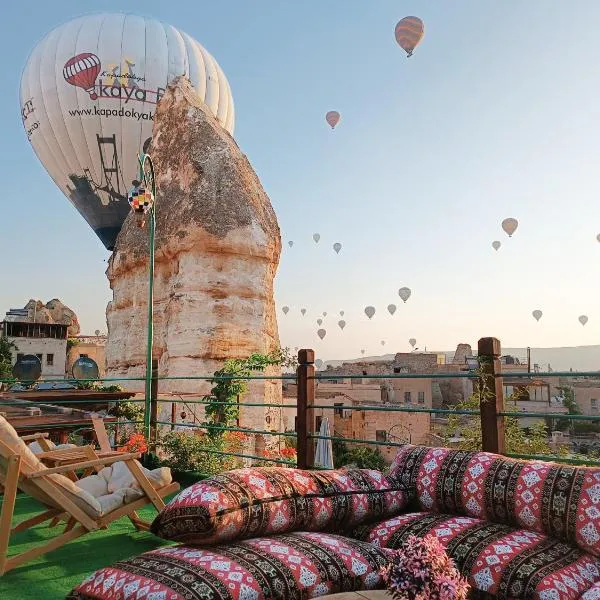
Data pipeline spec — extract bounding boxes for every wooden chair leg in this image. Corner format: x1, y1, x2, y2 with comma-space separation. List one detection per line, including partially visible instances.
0, 455, 22, 576
11, 509, 62, 534
63, 517, 76, 533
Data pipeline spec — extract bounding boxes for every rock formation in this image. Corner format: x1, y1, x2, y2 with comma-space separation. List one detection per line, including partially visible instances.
106, 77, 281, 430
14, 299, 80, 336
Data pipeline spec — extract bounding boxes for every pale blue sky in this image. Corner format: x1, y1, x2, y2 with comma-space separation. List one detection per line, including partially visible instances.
2, 1, 600, 360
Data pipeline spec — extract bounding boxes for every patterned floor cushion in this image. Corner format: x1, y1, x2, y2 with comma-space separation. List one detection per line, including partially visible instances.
389, 444, 600, 558
582, 582, 600, 599
67, 532, 389, 600
353, 512, 600, 599
151, 467, 407, 545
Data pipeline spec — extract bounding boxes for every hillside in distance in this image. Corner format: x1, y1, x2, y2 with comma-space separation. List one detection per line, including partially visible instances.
321, 346, 600, 372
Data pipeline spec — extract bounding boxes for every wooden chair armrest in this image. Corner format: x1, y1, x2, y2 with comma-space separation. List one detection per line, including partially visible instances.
35, 445, 95, 459
19, 433, 50, 442
26, 452, 141, 478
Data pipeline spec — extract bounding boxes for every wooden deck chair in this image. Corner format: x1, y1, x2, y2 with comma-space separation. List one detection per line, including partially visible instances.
91, 416, 114, 454
0, 415, 179, 576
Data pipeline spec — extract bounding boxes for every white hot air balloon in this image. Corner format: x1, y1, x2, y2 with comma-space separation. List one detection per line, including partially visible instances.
532, 310, 542, 322
579, 315, 589, 326
288, 241, 294, 247
317, 319, 323, 326
315, 359, 324, 370
339, 310, 344, 317
502, 218, 519, 237
338, 320, 346, 330
301, 308, 307, 316
409, 338, 417, 348
20, 13, 235, 251
398, 287, 412, 303
317, 328, 326, 340
364, 306, 376, 319
492, 241, 501, 251
313, 233, 321, 243
282, 306, 289, 315
333, 242, 342, 254
387, 304, 397, 315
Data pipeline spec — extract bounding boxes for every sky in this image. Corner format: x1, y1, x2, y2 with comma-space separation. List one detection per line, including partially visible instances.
2, 1, 600, 361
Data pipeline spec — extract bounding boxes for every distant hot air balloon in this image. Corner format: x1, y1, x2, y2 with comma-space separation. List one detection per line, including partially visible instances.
338, 320, 346, 330
325, 111, 340, 129
333, 242, 342, 254
323, 312, 327, 317
94, 329, 101, 336
409, 338, 417, 348
339, 310, 344, 317
597, 234, 600, 243
395, 16, 425, 57
532, 310, 542, 322
288, 241, 294, 247
313, 233, 321, 243
361, 349, 365, 355
502, 218, 519, 237
301, 308, 307, 316
317, 319, 323, 326
381, 340, 386, 346
492, 241, 501, 251
21, 13, 235, 250
315, 359, 324, 369
282, 306, 289, 315
398, 287, 411, 303
364, 306, 376, 319
294, 347, 299, 352
579, 315, 589, 326
317, 328, 326, 340
387, 304, 397, 315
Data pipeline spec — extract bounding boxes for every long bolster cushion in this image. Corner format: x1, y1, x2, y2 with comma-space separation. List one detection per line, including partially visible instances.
67, 531, 389, 600
390, 444, 600, 558
150, 467, 408, 545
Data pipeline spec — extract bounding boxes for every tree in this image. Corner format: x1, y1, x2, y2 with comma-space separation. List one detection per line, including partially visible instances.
0, 336, 16, 384
555, 386, 579, 433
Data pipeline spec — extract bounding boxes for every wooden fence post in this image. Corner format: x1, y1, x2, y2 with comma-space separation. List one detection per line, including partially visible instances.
296, 349, 315, 469
150, 359, 159, 443
478, 337, 505, 454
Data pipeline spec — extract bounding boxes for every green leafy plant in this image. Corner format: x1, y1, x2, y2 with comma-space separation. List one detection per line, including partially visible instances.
160, 430, 228, 474
0, 336, 16, 384
333, 440, 387, 471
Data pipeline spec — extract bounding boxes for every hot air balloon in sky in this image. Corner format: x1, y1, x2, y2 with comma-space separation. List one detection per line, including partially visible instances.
388, 304, 397, 315
398, 287, 411, 303
338, 320, 346, 330
409, 338, 417, 348
313, 233, 321, 243
339, 310, 344, 317
282, 306, 289, 315
532, 310, 542, 322
21, 13, 235, 251
361, 349, 365, 355
502, 218, 519, 237
325, 111, 340, 129
395, 17, 425, 57
322, 312, 327, 317
333, 242, 342, 254
492, 241, 501, 251
364, 306, 376, 319
381, 340, 386, 346
579, 315, 589, 326
597, 234, 600, 243
288, 241, 294, 247
317, 319, 323, 326
301, 308, 307, 316
317, 329, 326, 340
315, 359, 324, 370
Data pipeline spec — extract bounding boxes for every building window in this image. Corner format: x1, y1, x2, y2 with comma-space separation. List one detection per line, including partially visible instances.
393, 367, 400, 374
334, 403, 344, 417
418, 391, 425, 404
404, 391, 412, 404
80, 353, 89, 358
362, 370, 367, 376
376, 430, 387, 442
592, 399, 598, 413
46, 353, 54, 366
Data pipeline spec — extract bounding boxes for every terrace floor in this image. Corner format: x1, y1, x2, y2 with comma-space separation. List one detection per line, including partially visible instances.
0, 494, 175, 599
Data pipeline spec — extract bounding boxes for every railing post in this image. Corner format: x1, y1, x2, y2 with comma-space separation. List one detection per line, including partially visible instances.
478, 337, 505, 454
296, 349, 315, 469
150, 359, 159, 443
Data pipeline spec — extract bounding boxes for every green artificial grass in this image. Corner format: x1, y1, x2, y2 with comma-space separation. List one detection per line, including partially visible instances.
0, 494, 174, 600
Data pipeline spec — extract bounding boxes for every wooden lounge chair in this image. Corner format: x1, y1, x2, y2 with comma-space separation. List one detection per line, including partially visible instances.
0, 415, 179, 576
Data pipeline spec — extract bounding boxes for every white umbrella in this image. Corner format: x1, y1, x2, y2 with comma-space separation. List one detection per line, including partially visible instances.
314, 417, 334, 469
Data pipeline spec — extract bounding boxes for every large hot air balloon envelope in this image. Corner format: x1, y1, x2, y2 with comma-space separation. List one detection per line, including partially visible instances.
395, 17, 425, 57
398, 287, 411, 303
532, 310, 542, 322
502, 218, 519, 237
325, 111, 340, 129
21, 13, 235, 250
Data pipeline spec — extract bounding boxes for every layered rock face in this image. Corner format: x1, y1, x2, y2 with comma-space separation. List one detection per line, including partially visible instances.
13, 299, 80, 337
106, 78, 281, 429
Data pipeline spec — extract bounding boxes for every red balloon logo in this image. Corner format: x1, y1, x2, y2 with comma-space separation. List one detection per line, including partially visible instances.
63, 53, 101, 100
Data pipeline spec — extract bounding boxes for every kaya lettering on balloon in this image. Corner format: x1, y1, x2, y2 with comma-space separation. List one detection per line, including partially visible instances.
21, 98, 40, 140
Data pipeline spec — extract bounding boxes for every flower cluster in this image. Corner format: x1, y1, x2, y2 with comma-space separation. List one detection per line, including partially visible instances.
118, 433, 148, 454
380, 535, 470, 600
260, 447, 297, 467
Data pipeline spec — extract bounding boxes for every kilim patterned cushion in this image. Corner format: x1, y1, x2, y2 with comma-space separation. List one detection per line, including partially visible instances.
150, 467, 407, 545
389, 444, 600, 557
582, 582, 600, 599
67, 532, 389, 600
353, 511, 600, 599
